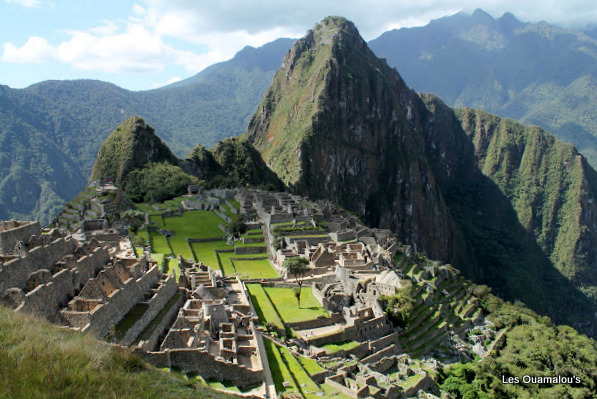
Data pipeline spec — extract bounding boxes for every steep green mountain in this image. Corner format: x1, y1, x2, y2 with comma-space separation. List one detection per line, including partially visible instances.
0, 39, 294, 224
181, 138, 286, 190
456, 107, 597, 300
0, 85, 86, 223
90, 116, 179, 184
245, 16, 597, 334
369, 9, 597, 168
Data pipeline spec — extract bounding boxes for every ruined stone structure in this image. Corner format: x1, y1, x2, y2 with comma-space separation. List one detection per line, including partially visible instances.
134, 264, 269, 392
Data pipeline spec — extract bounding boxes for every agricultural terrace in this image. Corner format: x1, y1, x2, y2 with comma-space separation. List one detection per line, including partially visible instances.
264, 339, 351, 399
246, 285, 328, 325
139, 202, 279, 281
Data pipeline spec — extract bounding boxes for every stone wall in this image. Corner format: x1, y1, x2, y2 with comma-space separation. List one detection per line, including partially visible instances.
369, 333, 398, 353
17, 267, 74, 321
63, 265, 161, 338
325, 375, 369, 398
0, 237, 77, 293
140, 348, 264, 388
361, 344, 399, 365
120, 276, 178, 345
138, 293, 186, 352
0, 221, 40, 254
286, 313, 343, 330
234, 246, 267, 255
187, 237, 226, 243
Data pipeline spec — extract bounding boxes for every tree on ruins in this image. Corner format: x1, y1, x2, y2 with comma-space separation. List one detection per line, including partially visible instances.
283, 257, 310, 308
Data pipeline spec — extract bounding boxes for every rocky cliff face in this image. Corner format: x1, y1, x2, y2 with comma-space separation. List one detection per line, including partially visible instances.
90, 116, 179, 184
245, 17, 597, 333
245, 17, 456, 261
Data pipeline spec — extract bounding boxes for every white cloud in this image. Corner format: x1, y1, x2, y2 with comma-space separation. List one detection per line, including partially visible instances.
4, 0, 44, 8
3, 36, 54, 63
1, 21, 207, 74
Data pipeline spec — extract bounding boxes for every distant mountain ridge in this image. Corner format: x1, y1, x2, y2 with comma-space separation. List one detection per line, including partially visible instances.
369, 8, 597, 167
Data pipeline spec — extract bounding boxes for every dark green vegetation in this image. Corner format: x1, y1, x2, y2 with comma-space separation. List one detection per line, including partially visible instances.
369, 9, 597, 168
380, 279, 414, 327
456, 107, 597, 302
123, 162, 198, 203
185, 137, 285, 191
0, 38, 294, 224
0, 303, 228, 399
244, 16, 597, 336
440, 295, 597, 398
90, 116, 179, 185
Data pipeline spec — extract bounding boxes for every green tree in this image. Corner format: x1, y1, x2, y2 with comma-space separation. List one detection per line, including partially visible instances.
380, 280, 414, 327
283, 257, 310, 308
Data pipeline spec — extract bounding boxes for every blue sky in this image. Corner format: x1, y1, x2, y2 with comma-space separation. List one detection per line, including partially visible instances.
2, 0, 597, 91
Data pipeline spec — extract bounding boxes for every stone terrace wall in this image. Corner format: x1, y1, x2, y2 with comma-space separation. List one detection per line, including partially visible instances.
64, 265, 161, 338
18, 245, 111, 320
0, 237, 77, 293
138, 294, 186, 352
120, 276, 178, 346
0, 221, 40, 254
139, 348, 264, 388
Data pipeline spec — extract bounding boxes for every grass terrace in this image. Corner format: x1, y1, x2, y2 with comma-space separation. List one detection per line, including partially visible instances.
232, 258, 279, 279
165, 258, 180, 279
149, 231, 171, 255
164, 210, 225, 239
217, 251, 278, 279
263, 287, 328, 323
247, 284, 284, 330
191, 240, 232, 269
320, 340, 360, 353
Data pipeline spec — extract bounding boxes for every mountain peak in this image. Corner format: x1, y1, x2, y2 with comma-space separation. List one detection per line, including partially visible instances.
89, 116, 178, 184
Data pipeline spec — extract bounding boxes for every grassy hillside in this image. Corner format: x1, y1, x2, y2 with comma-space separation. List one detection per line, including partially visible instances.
0, 304, 229, 399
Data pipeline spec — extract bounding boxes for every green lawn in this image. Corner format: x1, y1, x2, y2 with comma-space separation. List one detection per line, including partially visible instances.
277, 345, 320, 395
320, 341, 360, 353
263, 287, 328, 323
191, 241, 232, 270
232, 258, 279, 279
216, 251, 237, 276
164, 258, 180, 279
227, 199, 240, 209
149, 214, 165, 227
164, 210, 225, 239
297, 356, 324, 375
217, 252, 274, 279
246, 284, 284, 329
264, 339, 300, 395
150, 253, 165, 265
134, 246, 145, 257
149, 231, 171, 254
167, 236, 194, 263
134, 203, 154, 213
